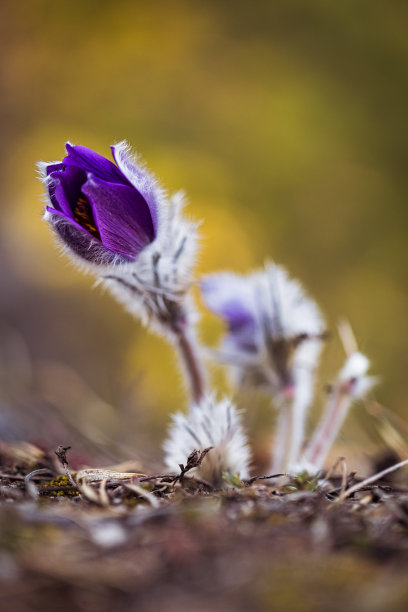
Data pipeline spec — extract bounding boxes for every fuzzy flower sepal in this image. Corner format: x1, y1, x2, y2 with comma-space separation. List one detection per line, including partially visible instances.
100, 190, 199, 335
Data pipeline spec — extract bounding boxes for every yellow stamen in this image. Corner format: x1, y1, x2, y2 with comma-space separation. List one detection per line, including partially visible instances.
73, 196, 100, 239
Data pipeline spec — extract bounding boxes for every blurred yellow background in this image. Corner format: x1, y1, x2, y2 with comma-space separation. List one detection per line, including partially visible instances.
0, 0, 407, 468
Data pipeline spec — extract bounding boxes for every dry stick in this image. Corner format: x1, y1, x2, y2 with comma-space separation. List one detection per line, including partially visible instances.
320, 456, 345, 487
99, 478, 110, 507
24, 468, 54, 499
55, 445, 78, 490
336, 457, 408, 503
321, 456, 348, 495
366, 398, 408, 439
175, 447, 213, 485
125, 482, 160, 508
340, 458, 348, 496
337, 317, 358, 357
1, 472, 51, 482
245, 473, 287, 486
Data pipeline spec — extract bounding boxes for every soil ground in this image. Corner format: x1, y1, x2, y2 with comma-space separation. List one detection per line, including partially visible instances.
0, 443, 408, 612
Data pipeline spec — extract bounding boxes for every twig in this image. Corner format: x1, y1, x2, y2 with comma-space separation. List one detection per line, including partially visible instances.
98, 478, 110, 507
175, 447, 213, 485
125, 483, 160, 508
336, 458, 408, 503
337, 317, 358, 356
245, 473, 287, 486
76, 478, 102, 504
189, 476, 214, 490
340, 459, 348, 496
319, 456, 346, 489
54, 445, 78, 490
24, 468, 54, 499
0, 472, 51, 482
136, 473, 177, 483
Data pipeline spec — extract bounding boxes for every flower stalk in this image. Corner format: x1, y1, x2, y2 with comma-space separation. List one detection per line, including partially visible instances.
173, 325, 206, 404
272, 400, 291, 472
302, 384, 353, 469
302, 352, 375, 471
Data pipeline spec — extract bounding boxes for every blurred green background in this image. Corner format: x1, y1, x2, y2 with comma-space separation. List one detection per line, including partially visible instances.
0, 0, 407, 469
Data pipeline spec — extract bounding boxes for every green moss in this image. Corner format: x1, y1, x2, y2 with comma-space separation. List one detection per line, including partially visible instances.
223, 472, 245, 488
38, 474, 79, 497
39, 475, 71, 488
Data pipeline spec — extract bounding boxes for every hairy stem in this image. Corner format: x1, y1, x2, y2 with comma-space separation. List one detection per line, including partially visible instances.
303, 387, 349, 469
286, 399, 307, 469
272, 407, 289, 472
174, 326, 206, 404
272, 398, 294, 472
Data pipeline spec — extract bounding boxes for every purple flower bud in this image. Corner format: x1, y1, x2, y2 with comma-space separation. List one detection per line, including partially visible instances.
41, 142, 160, 264
40, 143, 200, 343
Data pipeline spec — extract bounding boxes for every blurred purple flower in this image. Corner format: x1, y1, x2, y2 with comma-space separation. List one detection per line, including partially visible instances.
41, 142, 159, 264
201, 274, 259, 354
201, 265, 328, 471
201, 266, 325, 398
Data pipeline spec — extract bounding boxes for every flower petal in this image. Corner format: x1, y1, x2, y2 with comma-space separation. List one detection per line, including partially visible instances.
45, 162, 64, 176
48, 165, 87, 220
63, 143, 128, 185
201, 274, 258, 351
111, 141, 159, 233
82, 174, 155, 259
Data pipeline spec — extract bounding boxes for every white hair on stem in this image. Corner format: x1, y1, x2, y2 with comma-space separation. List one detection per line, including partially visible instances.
95, 196, 205, 403
163, 394, 251, 487
272, 400, 290, 473
261, 264, 325, 471
301, 352, 376, 471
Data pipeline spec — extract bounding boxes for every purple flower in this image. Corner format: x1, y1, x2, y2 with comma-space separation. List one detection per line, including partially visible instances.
202, 265, 326, 472
201, 274, 259, 353
42, 142, 160, 264
201, 265, 325, 398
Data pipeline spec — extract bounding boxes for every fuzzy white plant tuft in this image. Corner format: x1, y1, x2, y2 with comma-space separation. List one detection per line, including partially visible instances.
163, 395, 250, 487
